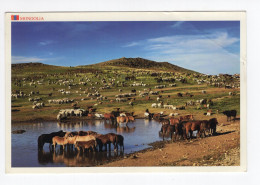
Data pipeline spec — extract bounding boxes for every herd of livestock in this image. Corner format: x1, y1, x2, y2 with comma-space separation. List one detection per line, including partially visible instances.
38, 130, 124, 153
12, 64, 240, 158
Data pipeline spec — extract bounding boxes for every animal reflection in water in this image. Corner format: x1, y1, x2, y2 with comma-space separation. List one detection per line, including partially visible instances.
38, 149, 123, 167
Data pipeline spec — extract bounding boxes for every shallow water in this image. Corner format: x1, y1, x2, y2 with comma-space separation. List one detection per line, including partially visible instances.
11, 119, 165, 167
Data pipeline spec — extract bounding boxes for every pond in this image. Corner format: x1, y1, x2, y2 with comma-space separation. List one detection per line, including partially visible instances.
11, 119, 166, 167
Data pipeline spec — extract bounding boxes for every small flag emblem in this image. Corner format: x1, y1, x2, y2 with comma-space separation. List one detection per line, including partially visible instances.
11, 15, 19, 20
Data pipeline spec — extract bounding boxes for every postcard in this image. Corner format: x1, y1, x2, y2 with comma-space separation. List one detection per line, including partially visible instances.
5, 12, 246, 173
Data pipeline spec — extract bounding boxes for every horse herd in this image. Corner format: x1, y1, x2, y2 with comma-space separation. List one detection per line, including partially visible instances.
38, 130, 124, 153
159, 115, 219, 141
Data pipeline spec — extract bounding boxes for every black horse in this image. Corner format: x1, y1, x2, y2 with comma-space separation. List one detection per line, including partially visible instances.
38, 130, 66, 150
222, 110, 237, 122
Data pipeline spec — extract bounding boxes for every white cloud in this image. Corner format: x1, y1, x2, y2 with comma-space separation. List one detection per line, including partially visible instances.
12, 56, 45, 63
133, 31, 240, 74
171, 21, 184, 28
122, 42, 139, 47
39, 40, 53, 46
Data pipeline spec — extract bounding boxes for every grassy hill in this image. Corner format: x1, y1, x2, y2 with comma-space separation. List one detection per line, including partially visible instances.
93, 57, 199, 74
12, 57, 199, 75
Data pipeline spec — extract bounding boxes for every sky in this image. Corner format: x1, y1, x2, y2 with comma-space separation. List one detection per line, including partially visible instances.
11, 21, 240, 74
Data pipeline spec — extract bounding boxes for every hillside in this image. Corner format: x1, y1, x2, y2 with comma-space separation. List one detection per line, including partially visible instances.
94, 57, 198, 74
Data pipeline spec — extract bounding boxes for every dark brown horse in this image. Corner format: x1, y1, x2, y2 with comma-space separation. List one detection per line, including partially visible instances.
116, 134, 124, 151
200, 118, 218, 136
161, 124, 175, 141
38, 130, 66, 150
182, 121, 202, 139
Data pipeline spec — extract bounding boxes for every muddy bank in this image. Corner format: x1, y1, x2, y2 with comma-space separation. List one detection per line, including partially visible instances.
99, 119, 240, 167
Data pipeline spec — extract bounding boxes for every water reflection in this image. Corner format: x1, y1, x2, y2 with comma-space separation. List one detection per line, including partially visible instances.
12, 119, 162, 167
38, 148, 124, 167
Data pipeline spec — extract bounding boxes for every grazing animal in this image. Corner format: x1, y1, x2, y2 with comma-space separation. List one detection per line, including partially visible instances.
177, 93, 183, 97
222, 110, 237, 122
52, 136, 68, 151
180, 114, 194, 121
182, 121, 203, 139
38, 130, 65, 150
104, 113, 116, 123
95, 134, 112, 151
200, 118, 218, 136
127, 116, 135, 122
116, 134, 124, 151
161, 124, 175, 141
116, 116, 129, 124
170, 118, 180, 125
159, 118, 170, 125
75, 140, 97, 152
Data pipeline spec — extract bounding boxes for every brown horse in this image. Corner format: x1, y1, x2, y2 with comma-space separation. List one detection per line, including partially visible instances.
116, 134, 124, 151
104, 113, 116, 124
153, 113, 161, 120
182, 121, 203, 139
159, 118, 170, 125
180, 114, 194, 121
161, 124, 175, 141
116, 116, 129, 124
127, 116, 135, 122
170, 118, 180, 125
200, 118, 218, 136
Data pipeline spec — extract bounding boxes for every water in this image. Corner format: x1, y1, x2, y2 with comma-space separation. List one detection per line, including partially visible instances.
11, 119, 164, 167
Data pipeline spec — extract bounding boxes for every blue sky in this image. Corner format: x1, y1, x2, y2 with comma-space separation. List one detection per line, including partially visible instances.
11, 21, 240, 74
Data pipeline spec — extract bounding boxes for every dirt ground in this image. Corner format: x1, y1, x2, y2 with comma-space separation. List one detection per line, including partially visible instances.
101, 115, 240, 167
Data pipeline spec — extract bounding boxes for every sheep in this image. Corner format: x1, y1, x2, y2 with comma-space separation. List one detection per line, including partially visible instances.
151, 103, 158, 108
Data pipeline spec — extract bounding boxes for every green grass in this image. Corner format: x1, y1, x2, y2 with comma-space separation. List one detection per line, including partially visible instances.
11, 64, 240, 122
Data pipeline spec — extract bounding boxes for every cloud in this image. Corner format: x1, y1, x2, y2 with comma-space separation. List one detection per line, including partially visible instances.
171, 21, 184, 28
12, 56, 45, 63
122, 42, 140, 47
39, 40, 53, 46
12, 56, 63, 64
130, 31, 240, 74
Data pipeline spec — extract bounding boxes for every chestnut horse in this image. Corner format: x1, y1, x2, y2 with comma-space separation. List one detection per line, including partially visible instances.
116, 116, 129, 124
180, 114, 194, 121
182, 121, 203, 139
170, 118, 180, 125
104, 113, 116, 124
